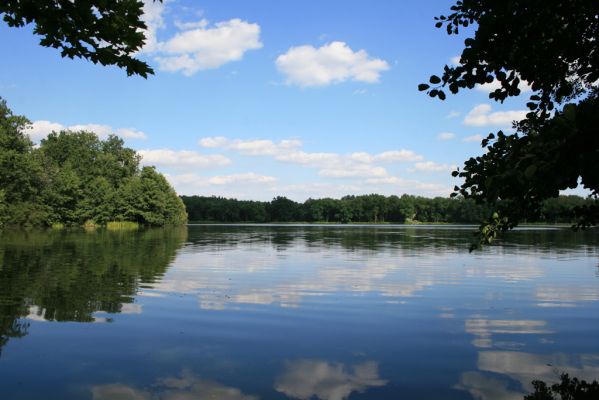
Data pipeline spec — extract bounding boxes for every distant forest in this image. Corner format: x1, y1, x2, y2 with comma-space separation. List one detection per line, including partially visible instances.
182, 194, 592, 224
0, 99, 187, 228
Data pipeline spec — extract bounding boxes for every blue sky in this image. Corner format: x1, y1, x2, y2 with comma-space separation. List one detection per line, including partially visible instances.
0, 0, 533, 201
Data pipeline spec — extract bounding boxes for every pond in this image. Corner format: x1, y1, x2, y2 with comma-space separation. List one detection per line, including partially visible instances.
0, 225, 598, 399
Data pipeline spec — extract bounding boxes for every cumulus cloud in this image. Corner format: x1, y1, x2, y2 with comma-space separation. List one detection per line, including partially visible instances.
363, 176, 452, 196
412, 161, 456, 173
275, 359, 387, 400
138, 149, 231, 170
140, 0, 167, 53
437, 132, 456, 141
464, 104, 527, 127
155, 19, 262, 75
208, 172, 276, 185
197, 136, 423, 180
374, 150, 423, 162
276, 41, 389, 87
140, 2, 262, 75
319, 165, 388, 178
28, 121, 148, 141
199, 137, 303, 156
164, 172, 280, 198
163, 136, 449, 199
462, 134, 483, 143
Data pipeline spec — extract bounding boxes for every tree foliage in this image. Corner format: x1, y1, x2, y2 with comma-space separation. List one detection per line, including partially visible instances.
0, 98, 186, 227
181, 194, 588, 225
0, 0, 156, 77
421, 0, 599, 249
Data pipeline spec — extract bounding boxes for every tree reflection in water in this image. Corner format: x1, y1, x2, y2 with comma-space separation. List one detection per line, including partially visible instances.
0, 227, 187, 357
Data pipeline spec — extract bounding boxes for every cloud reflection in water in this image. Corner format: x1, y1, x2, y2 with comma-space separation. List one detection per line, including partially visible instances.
91, 370, 257, 400
274, 359, 387, 400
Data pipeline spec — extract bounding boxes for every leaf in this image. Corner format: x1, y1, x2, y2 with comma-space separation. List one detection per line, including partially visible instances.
418, 83, 430, 91
429, 75, 441, 84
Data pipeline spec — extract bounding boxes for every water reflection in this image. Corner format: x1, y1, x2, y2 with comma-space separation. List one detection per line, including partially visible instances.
92, 370, 258, 400
456, 351, 599, 399
274, 360, 387, 400
0, 225, 597, 399
465, 318, 551, 348
0, 227, 187, 356
144, 226, 599, 313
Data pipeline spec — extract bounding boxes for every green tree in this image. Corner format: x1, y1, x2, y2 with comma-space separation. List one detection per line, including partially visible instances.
420, 0, 599, 248
115, 167, 187, 226
0, 0, 157, 77
269, 196, 300, 222
0, 98, 48, 226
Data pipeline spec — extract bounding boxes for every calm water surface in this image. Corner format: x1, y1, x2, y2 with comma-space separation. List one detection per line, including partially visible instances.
1, 225, 598, 399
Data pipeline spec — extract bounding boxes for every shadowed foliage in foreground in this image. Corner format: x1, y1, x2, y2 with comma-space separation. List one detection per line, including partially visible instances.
525, 374, 599, 400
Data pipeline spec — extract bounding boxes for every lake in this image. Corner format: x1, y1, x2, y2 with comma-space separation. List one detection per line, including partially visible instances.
0, 225, 598, 399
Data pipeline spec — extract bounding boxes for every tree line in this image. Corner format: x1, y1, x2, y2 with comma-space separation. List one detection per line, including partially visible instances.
182, 194, 592, 224
0, 99, 187, 228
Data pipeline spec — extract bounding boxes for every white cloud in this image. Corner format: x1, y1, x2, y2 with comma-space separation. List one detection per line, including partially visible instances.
412, 161, 456, 173
437, 132, 456, 140
275, 150, 340, 166
363, 176, 452, 197
374, 150, 423, 162
165, 173, 279, 200
208, 172, 276, 185
198, 136, 423, 179
140, 0, 167, 53
464, 104, 527, 127
275, 360, 387, 400
199, 137, 303, 156
140, 2, 262, 75
446, 111, 460, 119
138, 149, 231, 170
319, 165, 388, 178
28, 121, 148, 141
173, 19, 208, 31
198, 136, 230, 148
69, 124, 147, 139
462, 134, 483, 143
155, 19, 262, 75
229, 138, 302, 156
28, 120, 64, 141
276, 41, 389, 87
